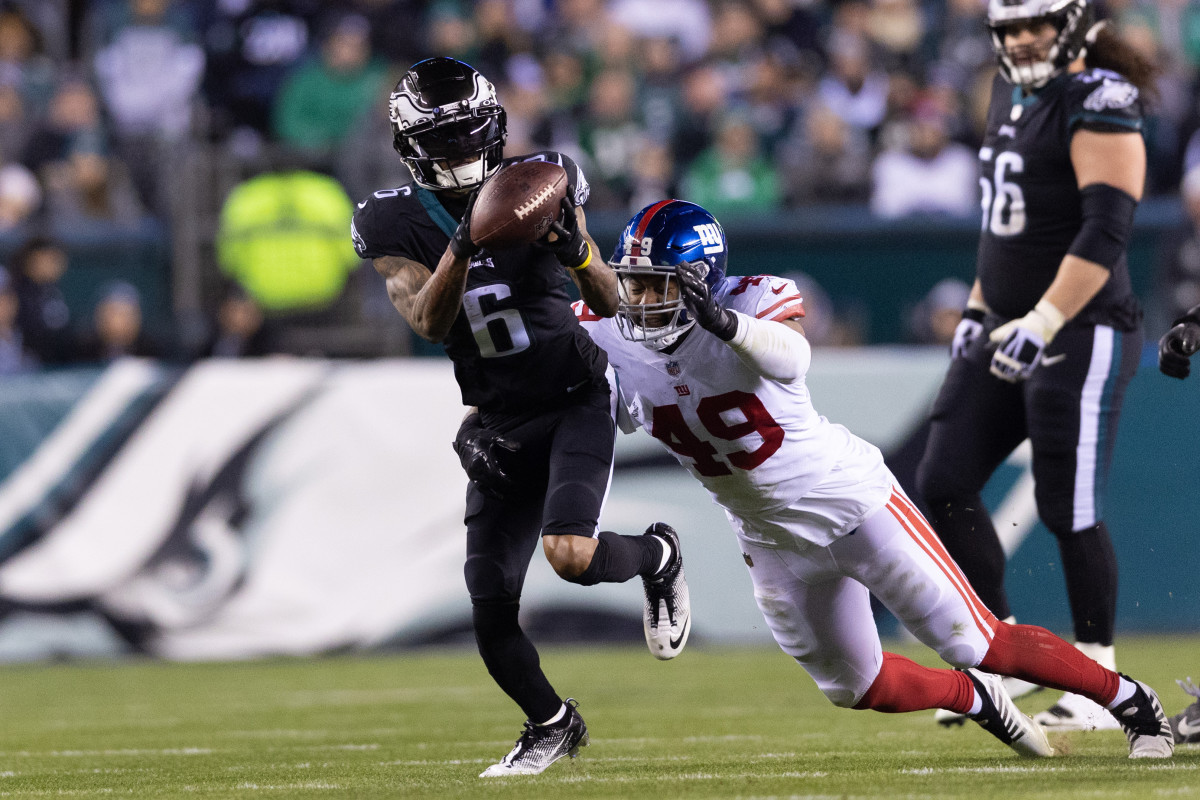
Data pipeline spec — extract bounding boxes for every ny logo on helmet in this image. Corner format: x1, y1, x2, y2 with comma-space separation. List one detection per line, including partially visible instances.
694, 223, 723, 255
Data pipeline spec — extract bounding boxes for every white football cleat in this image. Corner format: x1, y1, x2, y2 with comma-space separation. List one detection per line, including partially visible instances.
966, 669, 1055, 758
1034, 691, 1120, 731
935, 676, 1043, 727
479, 698, 589, 777
1110, 676, 1174, 759
641, 523, 691, 660
1169, 677, 1200, 744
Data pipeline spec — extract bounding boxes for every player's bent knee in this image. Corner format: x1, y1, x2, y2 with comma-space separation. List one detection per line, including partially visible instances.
464, 556, 518, 604
823, 686, 861, 709
542, 534, 595, 582
937, 642, 985, 670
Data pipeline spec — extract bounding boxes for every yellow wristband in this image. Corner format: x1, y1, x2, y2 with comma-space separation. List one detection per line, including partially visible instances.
569, 242, 592, 271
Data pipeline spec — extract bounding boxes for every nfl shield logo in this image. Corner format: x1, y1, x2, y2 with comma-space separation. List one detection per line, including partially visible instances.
666, 360, 681, 376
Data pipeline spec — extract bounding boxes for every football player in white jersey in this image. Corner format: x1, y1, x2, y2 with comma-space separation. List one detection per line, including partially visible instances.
570, 199, 1173, 759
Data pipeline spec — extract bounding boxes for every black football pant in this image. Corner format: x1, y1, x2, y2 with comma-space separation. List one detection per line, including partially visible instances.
464, 388, 616, 723
916, 322, 1140, 646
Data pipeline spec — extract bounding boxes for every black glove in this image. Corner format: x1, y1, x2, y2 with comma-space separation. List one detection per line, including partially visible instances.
541, 197, 590, 269
448, 191, 480, 261
451, 411, 520, 499
676, 259, 738, 341
1158, 320, 1200, 379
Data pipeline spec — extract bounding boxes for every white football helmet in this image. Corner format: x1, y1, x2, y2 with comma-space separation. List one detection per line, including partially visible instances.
987, 0, 1095, 89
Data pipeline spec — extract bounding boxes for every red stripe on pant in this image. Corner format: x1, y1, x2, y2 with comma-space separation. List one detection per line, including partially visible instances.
885, 491, 997, 642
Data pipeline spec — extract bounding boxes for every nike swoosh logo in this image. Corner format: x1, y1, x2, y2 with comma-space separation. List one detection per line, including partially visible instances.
1041, 354, 1066, 366
1177, 716, 1200, 736
669, 615, 690, 649
772, 285, 786, 294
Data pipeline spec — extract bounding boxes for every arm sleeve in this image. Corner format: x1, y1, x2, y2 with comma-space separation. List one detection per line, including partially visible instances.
727, 311, 811, 383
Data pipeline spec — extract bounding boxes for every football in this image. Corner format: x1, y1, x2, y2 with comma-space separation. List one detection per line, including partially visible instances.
470, 161, 568, 249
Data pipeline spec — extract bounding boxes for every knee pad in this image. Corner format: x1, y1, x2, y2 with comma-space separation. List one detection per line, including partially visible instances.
471, 599, 520, 643
464, 554, 519, 604
937, 641, 985, 670
822, 685, 861, 709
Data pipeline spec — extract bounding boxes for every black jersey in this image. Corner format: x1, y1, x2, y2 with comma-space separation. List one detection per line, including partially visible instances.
351, 151, 607, 413
975, 69, 1143, 330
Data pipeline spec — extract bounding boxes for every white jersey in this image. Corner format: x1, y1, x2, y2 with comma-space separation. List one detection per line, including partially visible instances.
577, 274, 891, 546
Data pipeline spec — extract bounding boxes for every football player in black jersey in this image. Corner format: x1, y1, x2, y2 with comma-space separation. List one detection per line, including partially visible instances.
915, 0, 1161, 731
350, 57, 690, 778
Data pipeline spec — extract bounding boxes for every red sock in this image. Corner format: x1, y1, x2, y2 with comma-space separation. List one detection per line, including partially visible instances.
978, 621, 1120, 705
853, 652, 975, 714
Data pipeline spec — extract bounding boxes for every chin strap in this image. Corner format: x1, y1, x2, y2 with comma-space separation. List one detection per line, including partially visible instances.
725, 312, 810, 383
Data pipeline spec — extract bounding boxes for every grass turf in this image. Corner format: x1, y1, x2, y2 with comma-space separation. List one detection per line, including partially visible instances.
0, 635, 1197, 799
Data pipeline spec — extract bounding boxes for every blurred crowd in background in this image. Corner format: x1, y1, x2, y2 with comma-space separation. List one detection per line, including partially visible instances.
1, 0, 1200, 371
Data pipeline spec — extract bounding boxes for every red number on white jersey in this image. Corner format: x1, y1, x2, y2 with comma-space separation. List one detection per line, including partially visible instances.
649, 390, 783, 475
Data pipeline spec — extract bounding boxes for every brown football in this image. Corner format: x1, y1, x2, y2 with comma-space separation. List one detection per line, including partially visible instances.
470, 160, 568, 249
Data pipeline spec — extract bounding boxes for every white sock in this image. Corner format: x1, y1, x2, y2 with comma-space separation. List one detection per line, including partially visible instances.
653, 535, 672, 574
968, 691, 984, 716
538, 704, 567, 727
1107, 677, 1137, 709
1074, 641, 1117, 672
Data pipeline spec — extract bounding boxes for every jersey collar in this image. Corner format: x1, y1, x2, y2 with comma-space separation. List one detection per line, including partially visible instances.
416, 187, 460, 238
1011, 71, 1069, 107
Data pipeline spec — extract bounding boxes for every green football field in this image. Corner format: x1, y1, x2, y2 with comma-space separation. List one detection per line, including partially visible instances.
1, 635, 1197, 799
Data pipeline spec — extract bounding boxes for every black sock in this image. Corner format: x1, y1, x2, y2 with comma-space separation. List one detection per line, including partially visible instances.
1057, 522, 1117, 646
573, 530, 663, 586
473, 602, 561, 723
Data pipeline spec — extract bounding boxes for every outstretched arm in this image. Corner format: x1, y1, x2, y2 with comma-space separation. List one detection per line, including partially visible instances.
676, 261, 809, 383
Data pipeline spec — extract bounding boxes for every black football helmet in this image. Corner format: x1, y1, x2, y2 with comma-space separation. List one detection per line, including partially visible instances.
987, 0, 1095, 89
389, 57, 507, 191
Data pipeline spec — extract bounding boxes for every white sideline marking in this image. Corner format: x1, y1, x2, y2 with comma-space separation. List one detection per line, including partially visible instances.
233, 783, 341, 791
549, 770, 829, 784
380, 759, 490, 766
0, 748, 213, 758
310, 744, 379, 751
223, 730, 332, 739
903, 763, 1198, 777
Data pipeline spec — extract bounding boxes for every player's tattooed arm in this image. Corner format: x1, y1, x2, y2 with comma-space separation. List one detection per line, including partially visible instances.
373, 252, 469, 342
566, 206, 618, 318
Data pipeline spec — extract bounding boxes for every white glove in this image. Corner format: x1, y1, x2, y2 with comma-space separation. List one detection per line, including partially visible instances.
988, 299, 1066, 382
951, 309, 986, 359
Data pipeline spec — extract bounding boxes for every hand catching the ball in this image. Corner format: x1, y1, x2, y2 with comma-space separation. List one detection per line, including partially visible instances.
449, 190, 480, 261
541, 197, 590, 269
